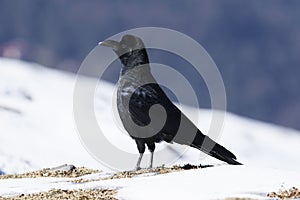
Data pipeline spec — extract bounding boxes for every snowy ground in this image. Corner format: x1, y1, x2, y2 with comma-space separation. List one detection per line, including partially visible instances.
0, 165, 299, 199
0, 58, 300, 199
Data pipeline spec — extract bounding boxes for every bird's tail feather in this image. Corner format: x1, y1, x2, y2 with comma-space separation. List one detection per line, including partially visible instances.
191, 130, 242, 165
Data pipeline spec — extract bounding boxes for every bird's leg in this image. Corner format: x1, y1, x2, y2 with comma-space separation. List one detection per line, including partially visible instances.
146, 142, 155, 169
148, 151, 154, 169
135, 140, 145, 170
135, 153, 143, 170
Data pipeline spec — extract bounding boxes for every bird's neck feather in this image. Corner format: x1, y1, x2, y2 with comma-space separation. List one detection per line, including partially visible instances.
120, 49, 150, 76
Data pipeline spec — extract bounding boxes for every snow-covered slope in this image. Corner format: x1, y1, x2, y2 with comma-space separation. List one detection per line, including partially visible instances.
1, 58, 300, 174
1, 58, 300, 199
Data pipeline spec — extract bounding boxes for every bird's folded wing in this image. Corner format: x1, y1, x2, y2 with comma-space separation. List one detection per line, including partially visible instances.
128, 83, 179, 129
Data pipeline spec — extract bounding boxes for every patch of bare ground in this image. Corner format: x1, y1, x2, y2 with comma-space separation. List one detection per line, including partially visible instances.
0, 164, 100, 179
267, 187, 300, 199
73, 164, 212, 183
0, 189, 116, 200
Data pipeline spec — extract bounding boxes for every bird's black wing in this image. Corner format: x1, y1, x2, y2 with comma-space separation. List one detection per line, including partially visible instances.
128, 83, 180, 129
128, 82, 242, 165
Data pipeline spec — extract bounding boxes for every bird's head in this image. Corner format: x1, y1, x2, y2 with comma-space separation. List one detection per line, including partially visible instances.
99, 34, 149, 71
100, 34, 145, 56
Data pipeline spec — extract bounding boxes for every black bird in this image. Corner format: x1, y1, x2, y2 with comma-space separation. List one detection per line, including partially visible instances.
100, 34, 242, 170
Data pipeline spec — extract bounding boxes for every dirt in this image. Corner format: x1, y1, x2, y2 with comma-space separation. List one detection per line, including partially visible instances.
267, 187, 300, 199
0, 165, 101, 179
108, 163, 210, 179
72, 164, 212, 183
0, 189, 116, 200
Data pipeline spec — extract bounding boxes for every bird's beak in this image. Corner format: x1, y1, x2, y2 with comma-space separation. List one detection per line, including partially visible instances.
98, 40, 120, 51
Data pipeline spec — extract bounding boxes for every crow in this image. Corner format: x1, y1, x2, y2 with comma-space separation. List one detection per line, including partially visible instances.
100, 34, 242, 170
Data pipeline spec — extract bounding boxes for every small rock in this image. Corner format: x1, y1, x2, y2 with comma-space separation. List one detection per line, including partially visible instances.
49, 164, 76, 172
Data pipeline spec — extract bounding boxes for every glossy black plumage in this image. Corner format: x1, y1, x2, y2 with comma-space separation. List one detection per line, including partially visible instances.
100, 34, 242, 169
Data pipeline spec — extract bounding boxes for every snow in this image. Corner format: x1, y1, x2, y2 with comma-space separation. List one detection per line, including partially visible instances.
0, 58, 103, 172
117, 166, 299, 200
1, 58, 300, 199
0, 166, 299, 199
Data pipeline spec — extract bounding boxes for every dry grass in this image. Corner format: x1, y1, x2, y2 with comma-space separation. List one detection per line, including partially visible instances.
73, 164, 211, 183
0, 165, 100, 179
0, 189, 116, 200
267, 187, 300, 199
108, 164, 208, 179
